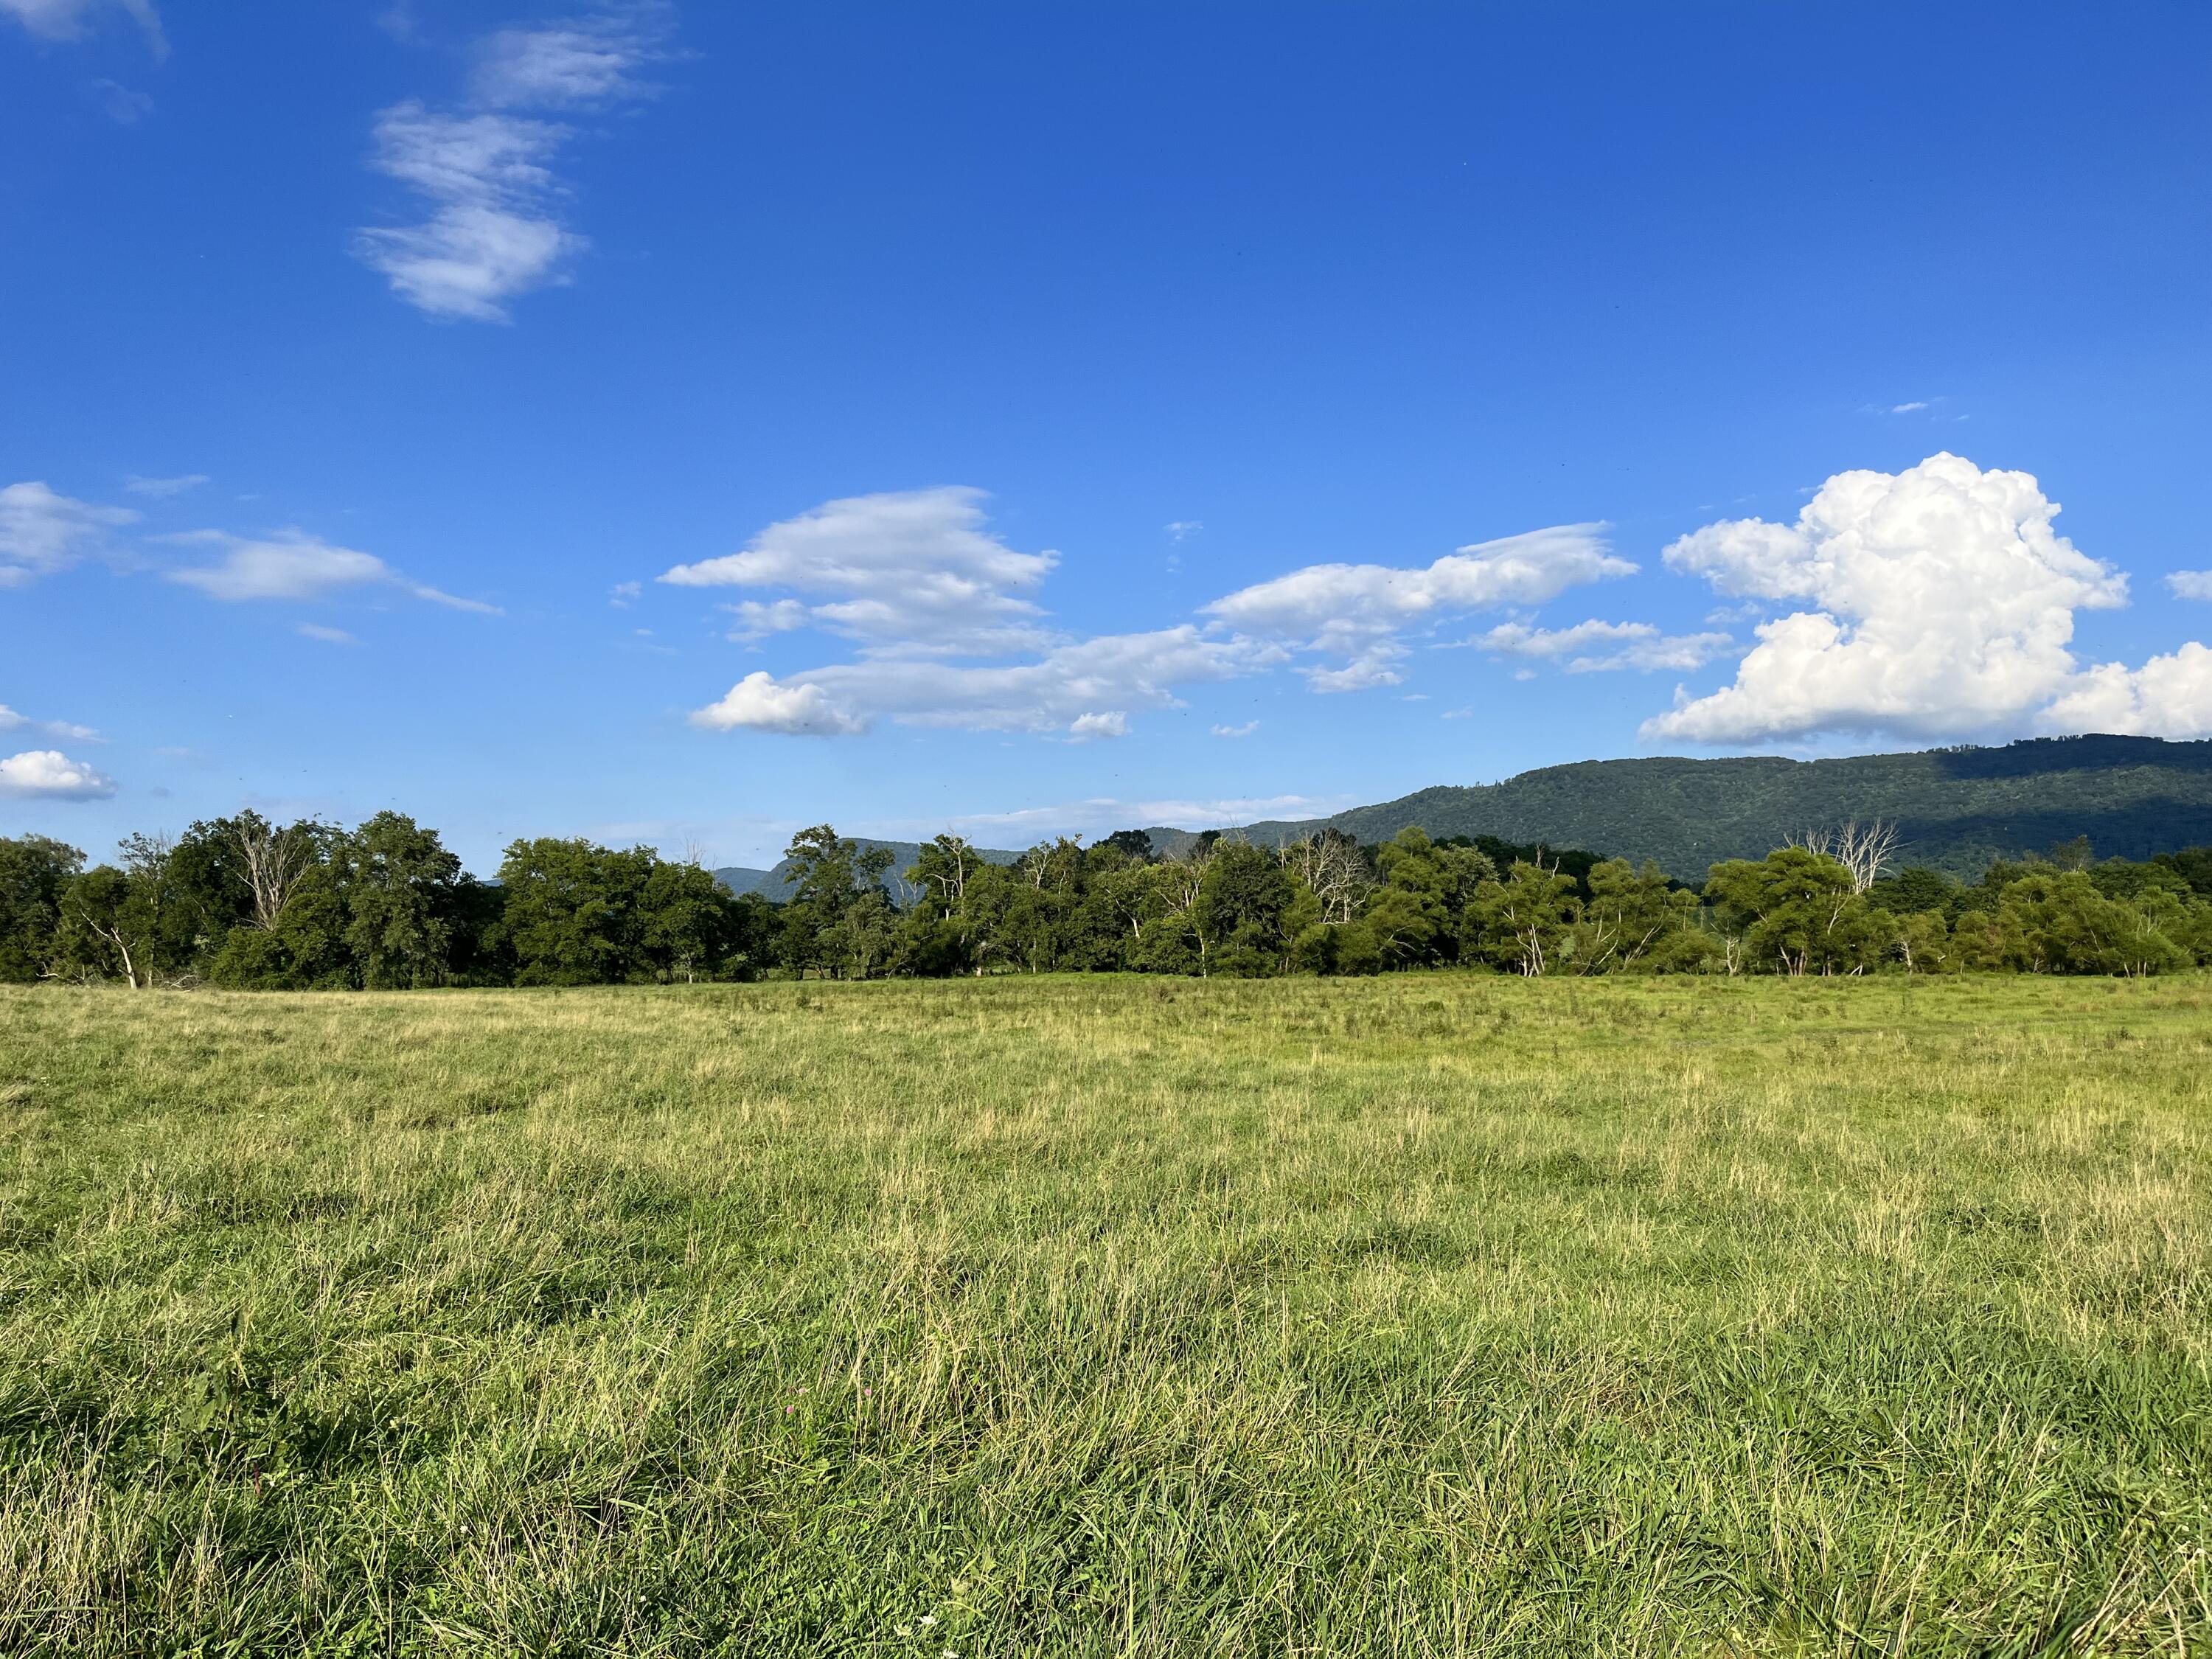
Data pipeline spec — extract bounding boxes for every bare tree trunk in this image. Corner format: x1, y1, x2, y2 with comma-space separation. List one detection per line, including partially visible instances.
233, 813, 315, 930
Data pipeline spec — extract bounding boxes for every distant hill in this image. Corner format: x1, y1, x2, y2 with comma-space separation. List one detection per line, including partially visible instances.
1149, 735, 2212, 879
716, 838, 1023, 906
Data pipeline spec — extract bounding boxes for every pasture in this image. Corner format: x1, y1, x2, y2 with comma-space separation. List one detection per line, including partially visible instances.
1, 975, 2208, 1655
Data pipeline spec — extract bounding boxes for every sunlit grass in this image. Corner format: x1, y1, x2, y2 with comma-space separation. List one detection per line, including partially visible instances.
2, 975, 2209, 1655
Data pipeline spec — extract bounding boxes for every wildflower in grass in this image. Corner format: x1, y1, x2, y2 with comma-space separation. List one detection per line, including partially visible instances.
919, 1613, 936, 1627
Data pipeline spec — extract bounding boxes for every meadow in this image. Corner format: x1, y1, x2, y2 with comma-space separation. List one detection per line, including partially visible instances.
1, 975, 2208, 1657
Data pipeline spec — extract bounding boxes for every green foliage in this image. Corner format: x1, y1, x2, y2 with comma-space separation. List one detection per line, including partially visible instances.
0, 834, 82, 981
13, 804, 2212, 987
1224, 734, 2212, 878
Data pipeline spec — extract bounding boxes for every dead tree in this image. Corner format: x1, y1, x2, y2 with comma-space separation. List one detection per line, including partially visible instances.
1787, 818, 1901, 894
231, 812, 316, 930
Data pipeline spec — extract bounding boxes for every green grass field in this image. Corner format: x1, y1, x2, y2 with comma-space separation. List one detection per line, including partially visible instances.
2, 975, 2209, 1657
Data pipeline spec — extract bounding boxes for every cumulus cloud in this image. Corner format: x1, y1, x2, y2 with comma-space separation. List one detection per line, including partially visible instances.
1205, 523, 1632, 691
1, 0, 164, 56
2042, 644, 2212, 740
690, 627, 1277, 738
689, 671, 869, 737
1643, 453, 2128, 743
1473, 619, 1733, 674
663, 487, 1060, 656
1165, 521, 1202, 541
1211, 720, 1259, 738
0, 480, 137, 585
355, 8, 667, 321
161, 529, 501, 613
0, 748, 115, 800
0, 704, 100, 741
1068, 711, 1129, 740
2167, 571, 2212, 602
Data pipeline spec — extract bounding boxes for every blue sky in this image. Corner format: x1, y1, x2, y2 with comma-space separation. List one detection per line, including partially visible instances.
4, 1, 2209, 871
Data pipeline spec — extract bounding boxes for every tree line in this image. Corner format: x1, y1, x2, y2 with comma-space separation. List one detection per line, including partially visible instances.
4, 813, 2211, 990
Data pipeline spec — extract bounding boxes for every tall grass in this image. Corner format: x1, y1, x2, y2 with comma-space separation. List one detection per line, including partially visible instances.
1, 975, 2208, 1655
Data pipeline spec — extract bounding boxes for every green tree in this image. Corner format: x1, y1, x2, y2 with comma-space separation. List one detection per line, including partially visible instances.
1960, 871, 2189, 975
1565, 858, 1711, 974
1703, 848, 1891, 976
497, 838, 654, 985
1193, 841, 1295, 975
339, 812, 464, 988
0, 835, 83, 981
56, 863, 163, 987
636, 859, 743, 982
779, 827, 894, 978
1364, 828, 1495, 967
1465, 860, 1579, 975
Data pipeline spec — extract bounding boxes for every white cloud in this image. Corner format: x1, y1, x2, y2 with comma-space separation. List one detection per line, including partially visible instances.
355, 9, 667, 321
88, 77, 153, 123
470, 7, 669, 109
0, 748, 115, 800
1474, 618, 1734, 674
0, 704, 100, 741
724, 598, 810, 640
689, 671, 869, 737
1211, 720, 1259, 738
1, 0, 163, 56
124, 473, 208, 497
1068, 711, 1129, 740
691, 626, 1277, 739
1644, 453, 2126, 743
2166, 571, 2212, 602
663, 487, 1060, 656
608, 580, 641, 607
164, 531, 389, 601
0, 480, 137, 585
161, 528, 501, 613
1165, 521, 1203, 541
1204, 523, 1632, 692
354, 104, 580, 322
296, 623, 358, 644
1891, 401, 1928, 414
2042, 644, 2212, 740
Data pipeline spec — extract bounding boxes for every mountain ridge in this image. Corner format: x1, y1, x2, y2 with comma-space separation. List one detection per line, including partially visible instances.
1147, 734, 2212, 877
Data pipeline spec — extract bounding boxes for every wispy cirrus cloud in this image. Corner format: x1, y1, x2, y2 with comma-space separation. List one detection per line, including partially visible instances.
1, 0, 164, 57
692, 627, 1277, 740
355, 5, 672, 321
123, 472, 209, 498
0, 480, 137, 586
160, 529, 502, 613
0, 704, 100, 742
1472, 618, 1733, 674
470, 7, 670, 108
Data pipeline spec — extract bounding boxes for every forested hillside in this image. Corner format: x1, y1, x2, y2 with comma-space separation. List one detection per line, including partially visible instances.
1161, 736, 2212, 877
716, 839, 1022, 905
